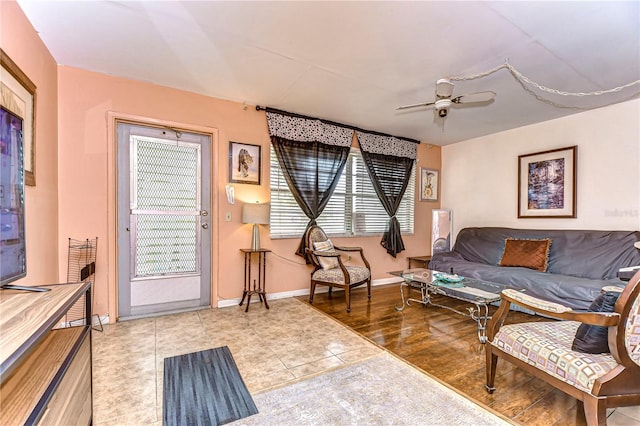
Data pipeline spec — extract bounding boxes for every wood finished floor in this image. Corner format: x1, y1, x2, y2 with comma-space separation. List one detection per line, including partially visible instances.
300, 284, 615, 426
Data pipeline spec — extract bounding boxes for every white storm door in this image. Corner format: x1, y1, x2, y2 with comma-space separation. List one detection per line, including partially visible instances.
117, 123, 210, 319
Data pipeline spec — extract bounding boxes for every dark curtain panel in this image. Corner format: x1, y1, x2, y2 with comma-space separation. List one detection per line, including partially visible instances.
361, 151, 415, 257
271, 136, 350, 260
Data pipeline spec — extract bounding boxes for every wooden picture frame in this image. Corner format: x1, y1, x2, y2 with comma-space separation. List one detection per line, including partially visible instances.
229, 141, 261, 185
518, 146, 577, 218
419, 168, 438, 201
1, 49, 36, 186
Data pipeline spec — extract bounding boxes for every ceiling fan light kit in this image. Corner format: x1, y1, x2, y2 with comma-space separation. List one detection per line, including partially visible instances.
435, 99, 451, 117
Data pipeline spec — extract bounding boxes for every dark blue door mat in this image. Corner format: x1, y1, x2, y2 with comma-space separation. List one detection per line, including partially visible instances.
163, 346, 258, 425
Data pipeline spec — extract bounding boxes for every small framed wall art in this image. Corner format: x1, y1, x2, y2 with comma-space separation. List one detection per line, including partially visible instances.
1, 49, 36, 186
518, 145, 577, 218
229, 141, 261, 185
420, 168, 439, 201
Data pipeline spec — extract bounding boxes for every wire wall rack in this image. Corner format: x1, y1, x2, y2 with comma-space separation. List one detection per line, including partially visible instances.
66, 237, 102, 331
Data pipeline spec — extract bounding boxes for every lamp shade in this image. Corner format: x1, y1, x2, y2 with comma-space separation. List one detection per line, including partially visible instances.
242, 202, 270, 225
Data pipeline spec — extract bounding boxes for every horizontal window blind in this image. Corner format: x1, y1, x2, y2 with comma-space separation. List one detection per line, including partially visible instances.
270, 145, 414, 239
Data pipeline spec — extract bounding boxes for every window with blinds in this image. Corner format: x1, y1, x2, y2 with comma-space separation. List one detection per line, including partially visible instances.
269, 145, 415, 238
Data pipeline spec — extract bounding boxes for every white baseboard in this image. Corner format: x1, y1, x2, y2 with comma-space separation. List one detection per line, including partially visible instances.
97, 277, 405, 318
216, 276, 402, 308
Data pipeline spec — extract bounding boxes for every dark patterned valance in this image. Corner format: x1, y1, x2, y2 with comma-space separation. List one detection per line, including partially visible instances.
356, 131, 417, 159
266, 112, 353, 147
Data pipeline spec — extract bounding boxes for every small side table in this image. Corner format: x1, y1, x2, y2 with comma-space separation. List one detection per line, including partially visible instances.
239, 248, 271, 312
407, 255, 432, 269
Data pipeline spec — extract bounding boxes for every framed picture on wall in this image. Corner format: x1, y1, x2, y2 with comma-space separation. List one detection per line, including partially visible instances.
1, 49, 36, 186
420, 168, 438, 201
229, 141, 261, 185
518, 145, 577, 218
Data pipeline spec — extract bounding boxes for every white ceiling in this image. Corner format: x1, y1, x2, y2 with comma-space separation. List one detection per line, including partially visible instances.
17, 1, 640, 145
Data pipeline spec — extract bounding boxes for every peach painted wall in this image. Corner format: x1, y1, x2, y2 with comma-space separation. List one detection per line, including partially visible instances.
57, 67, 440, 319
1, 0, 59, 286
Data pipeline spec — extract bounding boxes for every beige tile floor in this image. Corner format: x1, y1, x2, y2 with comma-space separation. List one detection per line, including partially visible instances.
92, 297, 640, 426
92, 298, 381, 425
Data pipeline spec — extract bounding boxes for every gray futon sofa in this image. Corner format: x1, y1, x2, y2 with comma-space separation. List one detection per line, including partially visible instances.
428, 227, 640, 311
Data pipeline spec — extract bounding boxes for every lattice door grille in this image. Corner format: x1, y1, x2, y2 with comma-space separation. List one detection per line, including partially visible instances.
131, 137, 201, 278
134, 140, 199, 210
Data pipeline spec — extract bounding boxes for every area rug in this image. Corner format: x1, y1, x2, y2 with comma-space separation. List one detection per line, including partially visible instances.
231, 351, 511, 425
163, 346, 258, 426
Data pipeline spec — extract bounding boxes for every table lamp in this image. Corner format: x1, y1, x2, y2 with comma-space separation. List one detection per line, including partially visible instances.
242, 202, 270, 250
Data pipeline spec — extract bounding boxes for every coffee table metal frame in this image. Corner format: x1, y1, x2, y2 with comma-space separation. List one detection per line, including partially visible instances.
392, 268, 508, 343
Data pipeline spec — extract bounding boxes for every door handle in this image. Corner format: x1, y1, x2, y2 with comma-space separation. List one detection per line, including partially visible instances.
202, 223, 209, 229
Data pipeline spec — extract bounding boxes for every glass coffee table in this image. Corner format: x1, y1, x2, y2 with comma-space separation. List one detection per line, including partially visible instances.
389, 268, 514, 343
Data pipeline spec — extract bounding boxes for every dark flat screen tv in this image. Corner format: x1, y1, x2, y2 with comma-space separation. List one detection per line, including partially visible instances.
1, 106, 27, 287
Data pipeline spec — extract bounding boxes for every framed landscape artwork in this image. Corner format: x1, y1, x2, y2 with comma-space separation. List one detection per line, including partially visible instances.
1, 49, 36, 186
420, 168, 438, 201
229, 141, 261, 185
518, 146, 577, 218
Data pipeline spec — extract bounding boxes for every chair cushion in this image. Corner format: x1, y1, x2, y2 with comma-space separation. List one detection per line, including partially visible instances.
313, 240, 339, 270
312, 266, 370, 285
492, 321, 618, 393
499, 238, 551, 272
572, 289, 622, 354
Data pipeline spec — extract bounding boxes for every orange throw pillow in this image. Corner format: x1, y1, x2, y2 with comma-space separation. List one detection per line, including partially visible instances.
499, 238, 551, 272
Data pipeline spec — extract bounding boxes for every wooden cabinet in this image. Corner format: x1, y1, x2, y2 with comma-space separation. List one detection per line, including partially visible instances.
0, 282, 92, 425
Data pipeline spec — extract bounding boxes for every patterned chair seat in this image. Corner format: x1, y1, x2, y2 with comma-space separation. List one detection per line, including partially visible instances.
312, 266, 371, 285
493, 321, 619, 393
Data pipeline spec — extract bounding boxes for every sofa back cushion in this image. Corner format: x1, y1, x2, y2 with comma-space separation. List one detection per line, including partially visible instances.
454, 227, 640, 280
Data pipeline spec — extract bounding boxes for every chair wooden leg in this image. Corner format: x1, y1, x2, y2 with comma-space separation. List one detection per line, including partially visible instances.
328, 287, 333, 297
485, 347, 498, 394
367, 279, 372, 299
345, 287, 351, 313
309, 281, 317, 304
583, 396, 607, 426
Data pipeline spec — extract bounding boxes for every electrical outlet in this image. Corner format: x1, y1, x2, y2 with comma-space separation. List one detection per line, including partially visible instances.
225, 212, 232, 222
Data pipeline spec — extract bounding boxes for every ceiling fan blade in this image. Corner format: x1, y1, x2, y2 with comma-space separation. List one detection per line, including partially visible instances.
452, 91, 496, 104
396, 101, 436, 110
436, 78, 454, 98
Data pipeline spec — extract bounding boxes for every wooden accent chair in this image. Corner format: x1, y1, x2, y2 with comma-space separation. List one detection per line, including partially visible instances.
485, 270, 640, 425
304, 225, 371, 313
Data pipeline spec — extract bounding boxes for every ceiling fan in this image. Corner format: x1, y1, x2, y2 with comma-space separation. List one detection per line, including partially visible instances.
397, 78, 496, 118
